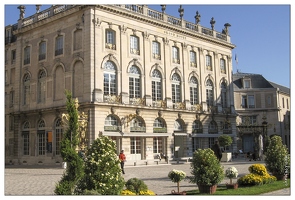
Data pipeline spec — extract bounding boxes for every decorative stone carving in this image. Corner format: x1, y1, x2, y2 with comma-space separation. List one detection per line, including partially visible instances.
195, 11, 201, 24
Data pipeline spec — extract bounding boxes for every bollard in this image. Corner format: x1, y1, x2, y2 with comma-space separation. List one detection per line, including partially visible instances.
62, 162, 67, 169
134, 162, 136, 166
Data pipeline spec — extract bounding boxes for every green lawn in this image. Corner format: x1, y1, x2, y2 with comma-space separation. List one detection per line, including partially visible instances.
184, 179, 290, 195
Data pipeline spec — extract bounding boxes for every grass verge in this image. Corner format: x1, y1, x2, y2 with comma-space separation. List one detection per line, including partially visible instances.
184, 179, 290, 195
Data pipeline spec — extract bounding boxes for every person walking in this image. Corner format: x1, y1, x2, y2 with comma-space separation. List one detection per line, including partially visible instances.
211, 141, 222, 161
119, 149, 126, 174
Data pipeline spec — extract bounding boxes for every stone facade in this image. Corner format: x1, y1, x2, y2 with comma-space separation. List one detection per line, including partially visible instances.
233, 72, 290, 155
5, 5, 237, 165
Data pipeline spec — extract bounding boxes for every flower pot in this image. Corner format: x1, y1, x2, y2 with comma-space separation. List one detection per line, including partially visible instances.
273, 173, 287, 181
171, 190, 186, 195
197, 184, 217, 194
226, 183, 238, 189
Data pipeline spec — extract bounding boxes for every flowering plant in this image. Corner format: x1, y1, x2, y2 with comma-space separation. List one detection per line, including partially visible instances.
225, 166, 239, 184
168, 169, 186, 193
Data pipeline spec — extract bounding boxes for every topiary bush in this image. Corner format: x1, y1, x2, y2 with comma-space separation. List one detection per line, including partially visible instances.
265, 135, 288, 177
125, 178, 148, 195
237, 174, 263, 186
189, 148, 224, 186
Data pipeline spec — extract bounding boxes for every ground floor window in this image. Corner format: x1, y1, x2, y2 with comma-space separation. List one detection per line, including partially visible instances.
130, 137, 141, 154
22, 131, 29, 155
153, 137, 163, 153
38, 130, 46, 155
208, 137, 217, 148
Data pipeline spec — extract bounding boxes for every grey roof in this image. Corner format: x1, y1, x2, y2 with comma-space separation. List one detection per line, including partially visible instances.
233, 72, 290, 94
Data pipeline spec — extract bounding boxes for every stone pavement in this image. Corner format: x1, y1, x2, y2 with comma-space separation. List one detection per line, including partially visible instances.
4, 158, 290, 196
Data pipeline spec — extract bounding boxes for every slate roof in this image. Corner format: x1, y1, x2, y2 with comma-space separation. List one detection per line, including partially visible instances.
233, 72, 290, 94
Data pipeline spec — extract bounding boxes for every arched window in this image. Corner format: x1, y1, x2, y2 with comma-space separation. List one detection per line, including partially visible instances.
103, 61, 117, 95
153, 118, 167, 133
206, 79, 214, 107
192, 120, 203, 133
104, 115, 120, 132
152, 69, 162, 101
130, 117, 145, 132
38, 70, 46, 103
172, 73, 181, 103
129, 65, 141, 98
208, 120, 218, 134
55, 118, 63, 155
174, 119, 183, 132
23, 73, 30, 105
190, 76, 199, 105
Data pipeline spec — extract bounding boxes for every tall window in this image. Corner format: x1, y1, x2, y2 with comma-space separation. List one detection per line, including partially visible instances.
23, 73, 30, 105
152, 41, 161, 59
129, 66, 141, 98
74, 29, 82, 51
153, 137, 163, 153
190, 76, 199, 105
190, 51, 197, 67
22, 121, 30, 155
287, 98, 289, 109
55, 119, 63, 155
282, 97, 285, 108
55, 35, 63, 56
172, 46, 179, 64
39, 41, 46, 60
103, 61, 117, 95
130, 137, 141, 154
220, 58, 226, 73
242, 95, 255, 108
220, 82, 227, 108
130, 35, 139, 55
206, 55, 212, 70
37, 120, 46, 156
11, 49, 16, 64
206, 79, 214, 107
24, 46, 31, 65
106, 29, 116, 50
152, 69, 162, 101
38, 70, 46, 103
172, 73, 181, 103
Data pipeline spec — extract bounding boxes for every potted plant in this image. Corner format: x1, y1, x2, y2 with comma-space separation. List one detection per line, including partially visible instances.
168, 169, 186, 194
218, 135, 233, 162
189, 148, 224, 194
225, 166, 239, 189
264, 135, 288, 180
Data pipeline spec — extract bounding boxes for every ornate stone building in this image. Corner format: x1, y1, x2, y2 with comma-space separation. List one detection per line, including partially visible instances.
5, 5, 237, 165
233, 72, 290, 155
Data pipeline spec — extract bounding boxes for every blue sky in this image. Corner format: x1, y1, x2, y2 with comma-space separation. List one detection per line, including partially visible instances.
3, 2, 291, 88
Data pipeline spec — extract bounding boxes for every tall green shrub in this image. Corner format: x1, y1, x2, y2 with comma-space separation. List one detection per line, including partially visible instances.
265, 135, 288, 175
75, 136, 125, 195
189, 148, 224, 186
54, 90, 84, 195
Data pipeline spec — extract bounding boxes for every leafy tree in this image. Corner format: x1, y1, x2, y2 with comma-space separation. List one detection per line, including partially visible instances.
75, 136, 125, 195
54, 90, 84, 195
218, 135, 233, 151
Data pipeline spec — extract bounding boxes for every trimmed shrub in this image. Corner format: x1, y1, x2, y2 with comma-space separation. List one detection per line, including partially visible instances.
237, 174, 263, 186
125, 178, 148, 195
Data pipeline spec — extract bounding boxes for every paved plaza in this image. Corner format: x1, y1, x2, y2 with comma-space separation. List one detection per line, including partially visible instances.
4, 158, 290, 196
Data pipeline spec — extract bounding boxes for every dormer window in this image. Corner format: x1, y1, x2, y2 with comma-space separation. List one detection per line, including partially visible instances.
243, 77, 251, 89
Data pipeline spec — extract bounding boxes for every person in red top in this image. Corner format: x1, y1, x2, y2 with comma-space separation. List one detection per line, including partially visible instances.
119, 150, 126, 174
